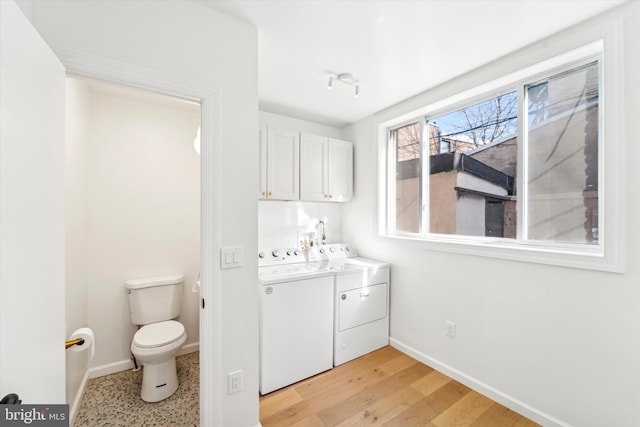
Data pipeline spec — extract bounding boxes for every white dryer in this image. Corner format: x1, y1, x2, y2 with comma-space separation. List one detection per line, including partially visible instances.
309, 244, 390, 366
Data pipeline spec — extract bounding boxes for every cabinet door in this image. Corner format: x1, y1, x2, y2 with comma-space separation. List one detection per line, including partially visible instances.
267, 128, 299, 200
258, 128, 268, 199
328, 138, 353, 202
300, 133, 328, 201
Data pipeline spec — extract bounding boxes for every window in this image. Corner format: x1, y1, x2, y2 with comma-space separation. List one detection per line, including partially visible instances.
380, 44, 618, 270
425, 91, 518, 239
392, 121, 422, 234
525, 62, 599, 244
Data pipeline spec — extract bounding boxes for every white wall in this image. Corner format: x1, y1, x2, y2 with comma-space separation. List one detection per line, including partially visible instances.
64, 78, 91, 408
31, 2, 259, 426
259, 201, 343, 249
341, 4, 640, 427
84, 85, 201, 369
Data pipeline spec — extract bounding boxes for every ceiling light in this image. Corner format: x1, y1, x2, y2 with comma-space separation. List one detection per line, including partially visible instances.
327, 73, 360, 98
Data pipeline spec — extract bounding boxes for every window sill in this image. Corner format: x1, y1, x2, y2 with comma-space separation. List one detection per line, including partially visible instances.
380, 232, 623, 273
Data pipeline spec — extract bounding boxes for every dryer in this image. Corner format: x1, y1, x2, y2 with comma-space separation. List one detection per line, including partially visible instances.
309, 244, 390, 366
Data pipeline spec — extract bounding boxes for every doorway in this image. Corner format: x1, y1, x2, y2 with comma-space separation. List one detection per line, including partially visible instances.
64, 76, 201, 423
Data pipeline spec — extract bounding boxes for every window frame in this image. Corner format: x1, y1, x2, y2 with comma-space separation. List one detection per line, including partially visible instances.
377, 39, 626, 272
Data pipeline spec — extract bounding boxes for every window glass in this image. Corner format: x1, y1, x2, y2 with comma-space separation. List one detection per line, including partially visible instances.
426, 92, 518, 237
525, 62, 599, 244
384, 58, 602, 257
393, 122, 421, 233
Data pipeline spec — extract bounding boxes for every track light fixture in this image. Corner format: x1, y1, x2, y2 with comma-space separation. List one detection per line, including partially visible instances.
327, 73, 360, 98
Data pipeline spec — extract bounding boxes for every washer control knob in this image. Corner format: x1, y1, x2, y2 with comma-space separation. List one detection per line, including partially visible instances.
330, 247, 337, 253
345, 246, 351, 252
319, 249, 325, 254
294, 250, 300, 256
286, 250, 293, 256
258, 252, 265, 259
272, 250, 280, 258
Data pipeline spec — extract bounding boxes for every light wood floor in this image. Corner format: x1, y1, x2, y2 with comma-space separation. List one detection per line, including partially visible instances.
259, 346, 540, 427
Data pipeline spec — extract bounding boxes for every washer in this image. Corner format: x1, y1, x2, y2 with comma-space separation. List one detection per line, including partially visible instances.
309, 244, 390, 366
258, 248, 334, 395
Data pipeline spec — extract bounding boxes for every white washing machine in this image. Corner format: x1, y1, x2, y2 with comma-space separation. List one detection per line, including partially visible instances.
258, 248, 334, 395
309, 244, 390, 366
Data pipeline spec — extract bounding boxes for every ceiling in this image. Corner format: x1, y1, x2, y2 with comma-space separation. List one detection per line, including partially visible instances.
198, 0, 625, 128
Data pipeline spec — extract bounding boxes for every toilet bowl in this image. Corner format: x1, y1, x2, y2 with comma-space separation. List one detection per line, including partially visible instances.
131, 320, 187, 402
125, 274, 186, 402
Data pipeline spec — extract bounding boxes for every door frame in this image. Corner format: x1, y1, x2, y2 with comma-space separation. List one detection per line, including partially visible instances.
54, 47, 221, 427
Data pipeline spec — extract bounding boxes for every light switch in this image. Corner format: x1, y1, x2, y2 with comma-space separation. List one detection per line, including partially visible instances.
221, 246, 243, 269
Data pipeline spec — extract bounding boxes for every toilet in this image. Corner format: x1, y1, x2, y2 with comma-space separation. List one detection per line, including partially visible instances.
125, 274, 187, 402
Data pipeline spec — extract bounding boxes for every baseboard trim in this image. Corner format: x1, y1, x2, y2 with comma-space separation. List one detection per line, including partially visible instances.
68, 369, 90, 426
178, 341, 200, 356
89, 359, 134, 379
89, 342, 200, 379
389, 338, 569, 427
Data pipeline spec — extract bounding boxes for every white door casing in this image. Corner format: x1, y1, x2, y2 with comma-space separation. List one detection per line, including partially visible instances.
0, 3, 222, 425
53, 49, 222, 426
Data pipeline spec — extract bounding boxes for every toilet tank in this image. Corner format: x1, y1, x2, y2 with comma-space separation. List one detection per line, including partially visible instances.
125, 274, 184, 325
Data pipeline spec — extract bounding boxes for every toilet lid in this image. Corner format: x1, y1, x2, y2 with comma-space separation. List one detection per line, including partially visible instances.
133, 320, 185, 348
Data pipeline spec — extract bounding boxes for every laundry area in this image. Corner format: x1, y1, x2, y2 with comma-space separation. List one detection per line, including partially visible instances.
255, 111, 389, 395
3, 1, 640, 427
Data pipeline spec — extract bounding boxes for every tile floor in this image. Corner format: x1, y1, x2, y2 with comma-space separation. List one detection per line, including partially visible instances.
73, 352, 199, 426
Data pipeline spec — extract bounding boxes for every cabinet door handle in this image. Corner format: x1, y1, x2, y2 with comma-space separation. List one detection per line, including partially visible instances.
268, 191, 272, 196
328, 194, 333, 199
262, 191, 266, 196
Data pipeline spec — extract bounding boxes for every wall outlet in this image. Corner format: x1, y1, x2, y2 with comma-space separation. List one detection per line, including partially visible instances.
228, 369, 243, 394
446, 320, 456, 338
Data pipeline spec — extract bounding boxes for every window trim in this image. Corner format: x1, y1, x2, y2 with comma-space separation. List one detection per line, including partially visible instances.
377, 37, 626, 273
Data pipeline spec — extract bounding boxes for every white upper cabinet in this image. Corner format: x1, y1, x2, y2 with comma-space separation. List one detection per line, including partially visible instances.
299, 133, 328, 201
327, 138, 353, 202
259, 127, 300, 200
300, 133, 353, 202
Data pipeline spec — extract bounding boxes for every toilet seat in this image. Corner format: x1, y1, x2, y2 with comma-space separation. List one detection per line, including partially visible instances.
133, 320, 185, 348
